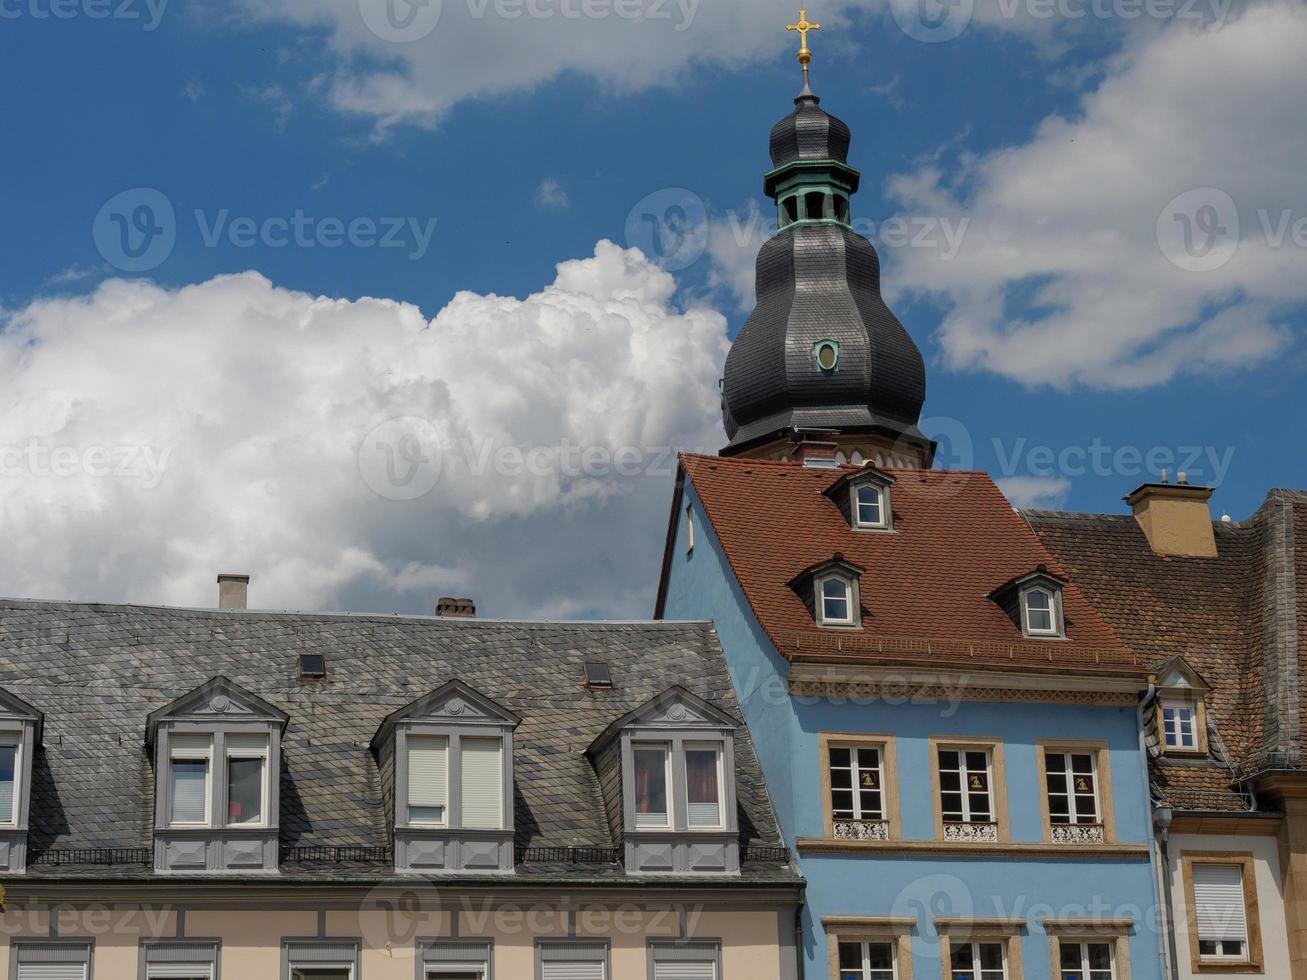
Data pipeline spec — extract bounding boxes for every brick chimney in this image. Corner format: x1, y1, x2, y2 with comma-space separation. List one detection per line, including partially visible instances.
436, 598, 476, 618
217, 574, 250, 610
1125, 475, 1218, 558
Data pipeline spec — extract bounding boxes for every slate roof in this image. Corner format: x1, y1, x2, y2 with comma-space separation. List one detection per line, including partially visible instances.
665, 454, 1143, 675
1026, 489, 1307, 814
0, 599, 794, 885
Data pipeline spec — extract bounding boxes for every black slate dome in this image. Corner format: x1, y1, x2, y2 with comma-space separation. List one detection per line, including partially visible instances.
720, 85, 930, 459
769, 91, 852, 168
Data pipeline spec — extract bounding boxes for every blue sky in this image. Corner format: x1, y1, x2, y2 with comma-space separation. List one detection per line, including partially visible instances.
0, 0, 1303, 615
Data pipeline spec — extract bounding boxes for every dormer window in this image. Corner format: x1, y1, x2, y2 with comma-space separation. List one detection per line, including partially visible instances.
371, 679, 520, 874
146, 676, 288, 873
0, 687, 41, 874
824, 468, 895, 532
587, 686, 741, 875
990, 568, 1068, 640
819, 575, 855, 626
1153, 657, 1211, 756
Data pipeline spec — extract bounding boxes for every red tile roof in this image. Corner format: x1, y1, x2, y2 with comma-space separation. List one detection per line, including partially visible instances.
676, 454, 1141, 675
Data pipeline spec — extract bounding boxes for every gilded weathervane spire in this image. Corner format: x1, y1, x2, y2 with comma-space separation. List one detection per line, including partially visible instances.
786, 8, 821, 94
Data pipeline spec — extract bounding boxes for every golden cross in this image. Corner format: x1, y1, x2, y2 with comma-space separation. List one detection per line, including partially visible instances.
786, 8, 821, 69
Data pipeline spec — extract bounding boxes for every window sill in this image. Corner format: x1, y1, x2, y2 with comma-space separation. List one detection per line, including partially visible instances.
796, 837, 1150, 858
1191, 961, 1262, 975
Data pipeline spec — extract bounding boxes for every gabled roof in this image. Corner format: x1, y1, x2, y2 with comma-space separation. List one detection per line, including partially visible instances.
587, 685, 740, 755
663, 454, 1140, 675
145, 675, 290, 745
1026, 488, 1307, 813
371, 678, 521, 751
1153, 656, 1212, 694
0, 599, 793, 884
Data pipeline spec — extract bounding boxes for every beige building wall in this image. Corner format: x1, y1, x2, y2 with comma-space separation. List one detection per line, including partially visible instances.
0, 903, 788, 979
1167, 832, 1290, 979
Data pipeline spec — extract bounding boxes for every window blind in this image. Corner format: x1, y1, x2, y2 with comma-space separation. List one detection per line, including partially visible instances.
16, 966, 87, 980
541, 963, 605, 980
1193, 863, 1249, 942
0, 743, 16, 823
408, 736, 449, 809
226, 733, 269, 753
461, 737, 503, 829
146, 967, 212, 979
653, 962, 716, 980
170, 760, 208, 824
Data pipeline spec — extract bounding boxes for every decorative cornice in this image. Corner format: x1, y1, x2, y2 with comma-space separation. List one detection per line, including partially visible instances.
787, 663, 1142, 706
795, 837, 1151, 859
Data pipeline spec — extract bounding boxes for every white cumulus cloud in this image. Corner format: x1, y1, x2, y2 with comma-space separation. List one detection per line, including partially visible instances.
884, 1, 1307, 390
0, 242, 728, 618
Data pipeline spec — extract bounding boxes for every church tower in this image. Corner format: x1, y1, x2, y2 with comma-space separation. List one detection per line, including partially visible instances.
719, 13, 935, 467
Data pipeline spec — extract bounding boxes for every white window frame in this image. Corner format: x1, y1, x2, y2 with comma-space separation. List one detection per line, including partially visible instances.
1057, 939, 1115, 980
1045, 750, 1100, 826
632, 742, 673, 829
818, 574, 855, 627
168, 734, 213, 828
1192, 862, 1252, 963
683, 741, 725, 830
852, 484, 889, 530
938, 748, 994, 824
948, 940, 1008, 980
836, 938, 897, 979
685, 504, 695, 553
0, 732, 22, 827
828, 744, 885, 822
224, 734, 270, 829
1162, 701, 1198, 751
1022, 586, 1060, 637
406, 734, 451, 829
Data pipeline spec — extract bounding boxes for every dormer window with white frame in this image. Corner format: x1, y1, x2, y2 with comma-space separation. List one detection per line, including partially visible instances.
0, 686, 43, 875
146, 676, 288, 874
990, 568, 1068, 640
1153, 657, 1211, 756
823, 468, 896, 533
587, 686, 741, 875
371, 679, 520, 874
790, 556, 865, 630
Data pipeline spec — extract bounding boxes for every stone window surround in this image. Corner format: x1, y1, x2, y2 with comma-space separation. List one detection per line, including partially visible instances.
646, 939, 723, 980
535, 938, 611, 980
927, 736, 1010, 844
281, 937, 362, 980
137, 938, 221, 980
821, 917, 914, 980
0, 686, 42, 876
818, 732, 902, 841
1043, 923, 1134, 980
1180, 851, 1264, 974
147, 678, 288, 875
416, 938, 494, 980
1034, 739, 1117, 846
10, 938, 95, 980
936, 921, 1025, 980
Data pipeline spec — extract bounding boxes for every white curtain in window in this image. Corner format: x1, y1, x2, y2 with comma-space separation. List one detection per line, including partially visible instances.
408, 736, 449, 809
1193, 863, 1249, 942
653, 962, 716, 980
541, 963, 605, 980
460, 737, 503, 829
16, 966, 87, 980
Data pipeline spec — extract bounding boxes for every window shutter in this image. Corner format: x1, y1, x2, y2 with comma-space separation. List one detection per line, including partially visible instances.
1193, 863, 1249, 942
170, 762, 208, 824
226, 733, 268, 753
653, 962, 716, 980
408, 736, 449, 809
460, 737, 503, 829
16, 966, 88, 980
541, 963, 605, 980
146, 967, 212, 979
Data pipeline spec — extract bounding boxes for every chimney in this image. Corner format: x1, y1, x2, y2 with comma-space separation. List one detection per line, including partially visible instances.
217, 574, 250, 610
436, 597, 476, 618
1125, 482, 1218, 558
